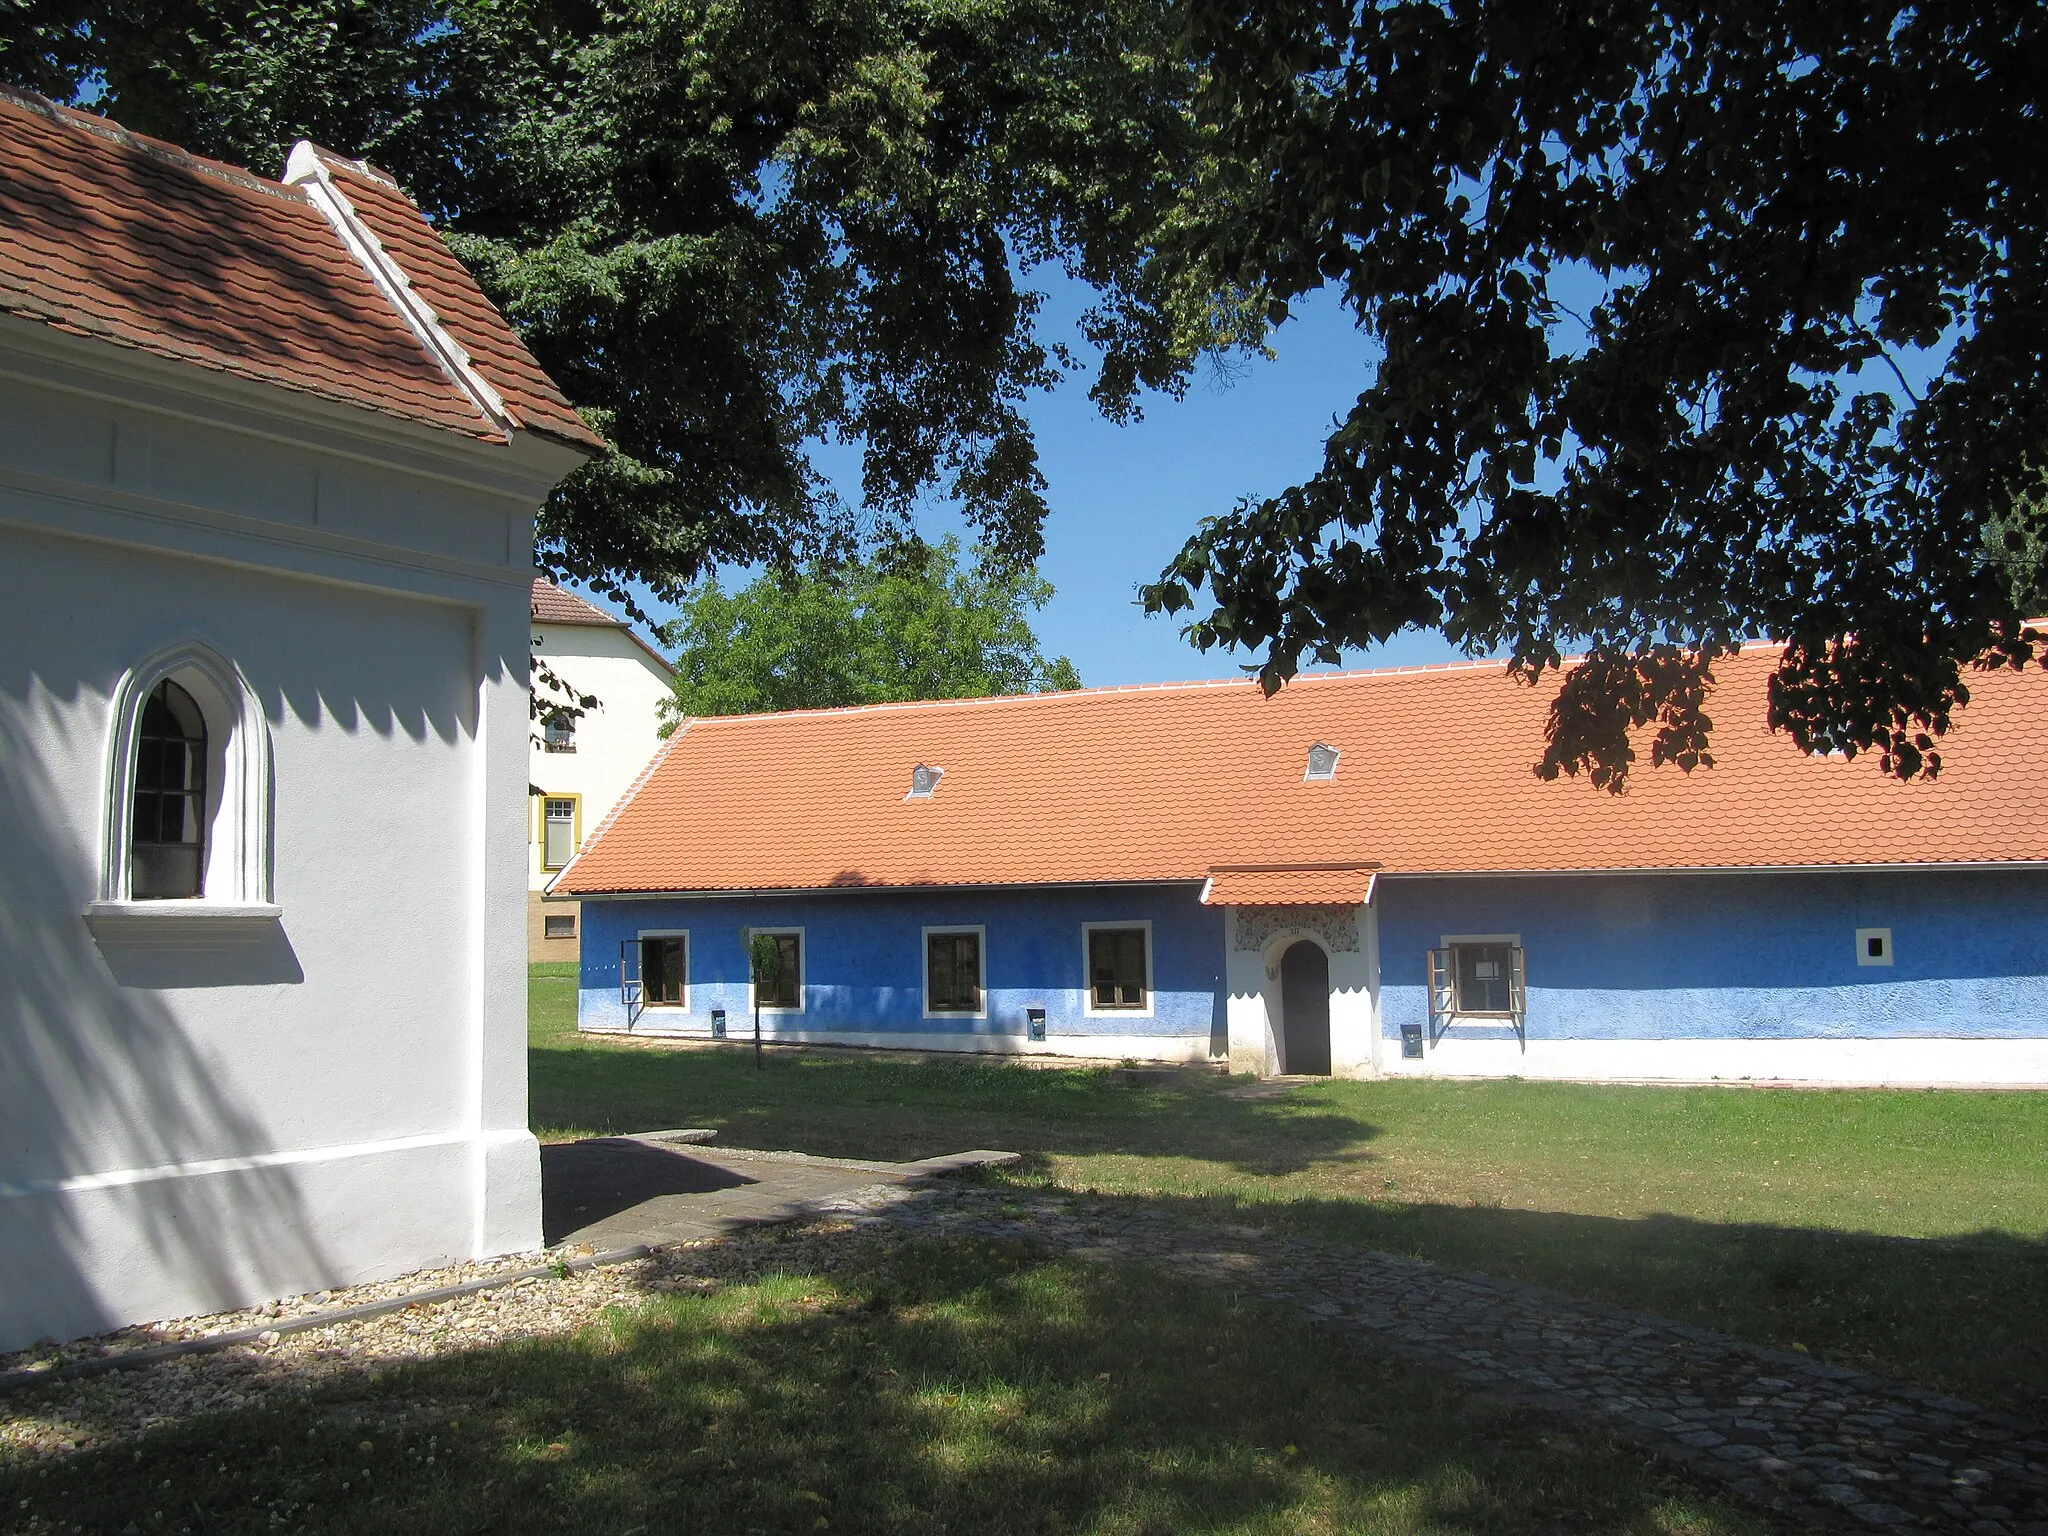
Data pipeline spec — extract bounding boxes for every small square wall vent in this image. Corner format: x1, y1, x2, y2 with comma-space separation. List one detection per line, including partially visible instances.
1304, 742, 1341, 781
906, 764, 945, 800
1856, 927, 1893, 966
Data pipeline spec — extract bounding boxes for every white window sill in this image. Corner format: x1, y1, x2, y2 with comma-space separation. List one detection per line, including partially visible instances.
83, 900, 285, 948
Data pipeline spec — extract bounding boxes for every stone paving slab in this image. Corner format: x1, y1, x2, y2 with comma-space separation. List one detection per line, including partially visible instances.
808, 1182, 2048, 1535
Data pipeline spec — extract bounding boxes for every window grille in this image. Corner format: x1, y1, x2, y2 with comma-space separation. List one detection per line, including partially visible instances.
131, 678, 207, 899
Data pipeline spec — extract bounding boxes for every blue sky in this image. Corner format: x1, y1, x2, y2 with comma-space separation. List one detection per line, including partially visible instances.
585, 279, 1471, 686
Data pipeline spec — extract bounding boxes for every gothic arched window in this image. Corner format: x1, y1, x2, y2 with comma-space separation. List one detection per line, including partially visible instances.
130, 678, 208, 899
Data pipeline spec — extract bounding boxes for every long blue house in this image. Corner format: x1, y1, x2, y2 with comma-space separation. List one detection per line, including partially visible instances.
551, 649, 2048, 1085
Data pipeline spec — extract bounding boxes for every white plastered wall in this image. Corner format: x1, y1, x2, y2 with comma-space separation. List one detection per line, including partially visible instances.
0, 322, 576, 1349
527, 623, 672, 891
1224, 900, 1381, 1078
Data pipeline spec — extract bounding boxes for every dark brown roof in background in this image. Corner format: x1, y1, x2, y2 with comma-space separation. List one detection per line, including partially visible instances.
0, 86, 600, 453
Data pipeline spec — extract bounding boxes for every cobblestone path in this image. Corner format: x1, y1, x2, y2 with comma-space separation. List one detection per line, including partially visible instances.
817, 1182, 2048, 1534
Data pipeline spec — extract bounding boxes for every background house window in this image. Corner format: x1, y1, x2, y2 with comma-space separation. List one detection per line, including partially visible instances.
543, 711, 576, 752
131, 678, 208, 899
1451, 942, 1515, 1015
543, 913, 577, 941
640, 933, 684, 1004
542, 797, 577, 869
1089, 927, 1148, 1009
927, 930, 983, 1013
753, 931, 801, 1007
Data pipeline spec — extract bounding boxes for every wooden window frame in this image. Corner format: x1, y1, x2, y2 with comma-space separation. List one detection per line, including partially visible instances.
922, 925, 988, 1019
1081, 920, 1154, 1018
637, 929, 687, 1009
1439, 933, 1522, 1019
746, 927, 804, 1013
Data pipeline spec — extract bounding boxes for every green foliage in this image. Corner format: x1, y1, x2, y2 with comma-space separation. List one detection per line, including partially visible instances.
1, 0, 1247, 618
661, 536, 1079, 721
1140, 0, 2048, 786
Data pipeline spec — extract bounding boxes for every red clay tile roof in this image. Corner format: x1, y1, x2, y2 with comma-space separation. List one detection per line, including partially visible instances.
531, 578, 625, 626
555, 645, 2048, 897
0, 86, 599, 453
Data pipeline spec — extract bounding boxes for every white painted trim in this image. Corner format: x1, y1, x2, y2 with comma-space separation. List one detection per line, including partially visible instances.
560, 877, 1208, 901
635, 928, 690, 1011
1082, 918, 1155, 1020
604, 1021, 1213, 1063
1856, 927, 1894, 967
81, 900, 284, 947
282, 143, 515, 437
1439, 932, 1522, 947
921, 923, 989, 1021
0, 1128, 472, 1202
743, 925, 806, 1014
1375, 1035, 2048, 1087
100, 637, 273, 906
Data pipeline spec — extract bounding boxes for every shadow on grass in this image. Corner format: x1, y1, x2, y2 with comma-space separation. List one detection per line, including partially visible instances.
985, 1178, 2048, 1419
0, 1237, 1772, 1535
530, 1039, 1373, 1177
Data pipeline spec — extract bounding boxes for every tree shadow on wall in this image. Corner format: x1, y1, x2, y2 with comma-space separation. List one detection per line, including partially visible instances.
0, 688, 330, 1351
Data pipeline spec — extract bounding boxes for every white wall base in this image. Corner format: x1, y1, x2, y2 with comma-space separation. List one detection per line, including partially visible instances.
1377, 1035, 2048, 1086
581, 1021, 1215, 1064
0, 1131, 535, 1352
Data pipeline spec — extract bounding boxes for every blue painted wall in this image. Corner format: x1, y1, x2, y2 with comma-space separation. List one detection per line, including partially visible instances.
1378, 870, 2048, 1042
578, 884, 1227, 1046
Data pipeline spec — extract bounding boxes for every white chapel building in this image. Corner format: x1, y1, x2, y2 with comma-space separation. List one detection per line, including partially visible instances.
528, 580, 673, 961
0, 88, 598, 1349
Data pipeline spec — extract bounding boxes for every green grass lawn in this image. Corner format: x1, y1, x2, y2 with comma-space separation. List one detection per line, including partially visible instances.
531, 965, 2048, 1412
0, 1232, 1768, 1535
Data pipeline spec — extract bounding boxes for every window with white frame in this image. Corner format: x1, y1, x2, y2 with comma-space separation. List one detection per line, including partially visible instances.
925, 928, 984, 1014
542, 797, 577, 870
1087, 925, 1149, 1010
639, 932, 685, 1005
99, 641, 273, 911
750, 930, 802, 1009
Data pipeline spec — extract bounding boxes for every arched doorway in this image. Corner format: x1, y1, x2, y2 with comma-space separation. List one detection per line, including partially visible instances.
1279, 940, 1331, 1075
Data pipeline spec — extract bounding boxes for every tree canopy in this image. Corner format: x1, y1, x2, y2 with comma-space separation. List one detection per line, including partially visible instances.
9, 2, 2047, 785
0, 0, 1245, 606
1141, 0, 2048, 787
660, 536, 1081, 720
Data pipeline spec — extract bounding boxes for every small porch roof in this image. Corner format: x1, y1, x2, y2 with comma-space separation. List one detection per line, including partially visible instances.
1201, 862, 1379, 907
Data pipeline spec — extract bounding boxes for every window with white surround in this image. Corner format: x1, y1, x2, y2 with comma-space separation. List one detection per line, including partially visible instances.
1427, 933, 1528, 1051
924, 926, 986, 1016
1083, 921, 1152, 1015
93, 639, 273, 927
748, 928, 803, 1011
1856, 927, 1893, 966
639, 931, 686, 1005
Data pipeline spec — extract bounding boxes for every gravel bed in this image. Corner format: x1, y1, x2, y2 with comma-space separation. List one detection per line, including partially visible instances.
0, 1222, 889, 1465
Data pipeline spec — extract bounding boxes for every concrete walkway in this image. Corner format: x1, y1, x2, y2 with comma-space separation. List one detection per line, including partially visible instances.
539, 1131, 1012, 1248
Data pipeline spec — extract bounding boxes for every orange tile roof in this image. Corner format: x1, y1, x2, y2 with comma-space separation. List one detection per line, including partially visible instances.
555, 646, 2048, 897
0, 87, 599, 453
